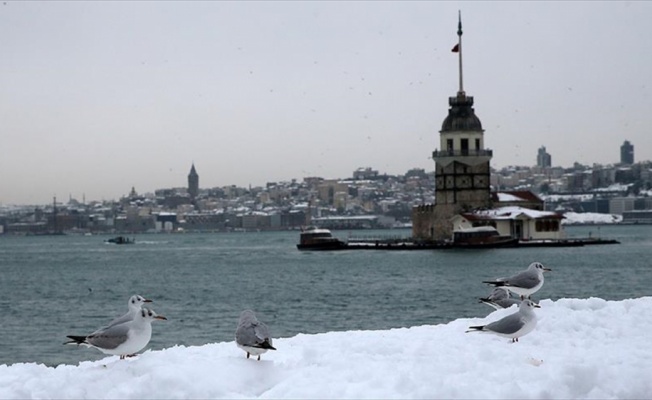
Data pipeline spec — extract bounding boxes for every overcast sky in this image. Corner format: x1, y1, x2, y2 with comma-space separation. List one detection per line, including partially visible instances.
1, 1, 650, 205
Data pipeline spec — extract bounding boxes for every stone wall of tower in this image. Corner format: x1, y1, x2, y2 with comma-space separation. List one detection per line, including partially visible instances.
412, 203, 462, 241
411, 158, 493, 241
413, 162, 492, 240
434, 161, 492, 209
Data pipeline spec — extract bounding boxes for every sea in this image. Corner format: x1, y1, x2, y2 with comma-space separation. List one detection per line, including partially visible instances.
1, 224, 649, 367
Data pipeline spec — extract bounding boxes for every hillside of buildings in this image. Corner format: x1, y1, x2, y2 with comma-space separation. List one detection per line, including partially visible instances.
1, 161, 652, 236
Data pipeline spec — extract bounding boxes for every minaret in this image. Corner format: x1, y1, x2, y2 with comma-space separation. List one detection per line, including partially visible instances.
188, 163, 199, 199
412, 12, 493, 240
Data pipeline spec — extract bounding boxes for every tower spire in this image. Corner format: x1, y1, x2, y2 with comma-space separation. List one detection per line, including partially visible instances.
457, 10, 464, 96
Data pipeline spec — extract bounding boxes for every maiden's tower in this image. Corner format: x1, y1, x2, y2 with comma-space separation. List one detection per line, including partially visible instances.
412, 13, 493, 240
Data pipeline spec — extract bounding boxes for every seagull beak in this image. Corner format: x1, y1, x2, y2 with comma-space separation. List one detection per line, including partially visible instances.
543, 267, 552, 272
144, 299, 153, 303
155, 315, 168, 320
534, 303, 541, 308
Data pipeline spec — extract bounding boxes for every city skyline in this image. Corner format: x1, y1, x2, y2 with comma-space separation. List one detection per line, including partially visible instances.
2, 2, 651, 205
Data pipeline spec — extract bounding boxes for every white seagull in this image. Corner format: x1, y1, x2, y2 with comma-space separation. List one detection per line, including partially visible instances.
479, 287, 521, 310
466, 299, 540, 342
482, 262, 552, 299
66, 307, 167, 359
235, 310, 276, 360
104, 294, 153, 328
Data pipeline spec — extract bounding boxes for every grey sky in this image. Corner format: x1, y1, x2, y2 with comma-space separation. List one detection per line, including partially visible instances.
1, 1, 650, 205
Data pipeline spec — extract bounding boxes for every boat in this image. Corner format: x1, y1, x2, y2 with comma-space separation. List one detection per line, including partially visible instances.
106, 236, 135, 245
452, 226, 518, 249
296, 227, 347, 251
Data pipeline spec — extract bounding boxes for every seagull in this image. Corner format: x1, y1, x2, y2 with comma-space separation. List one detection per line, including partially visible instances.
479, 287, 521, 310
466, 299, 540, 342
235, 310, 276, 360
482, 262, 552, 299
100, 294, 153, 330
65, 307, 167, 359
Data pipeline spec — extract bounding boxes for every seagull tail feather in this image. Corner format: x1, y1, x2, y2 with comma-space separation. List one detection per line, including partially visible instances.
259, 340, 276, 351
482, 280, 507, 287
465, 326, 485, 333
64, 335, 87, 345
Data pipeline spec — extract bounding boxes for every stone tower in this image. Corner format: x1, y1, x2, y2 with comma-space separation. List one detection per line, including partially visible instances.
412, 12, 493, 240
188, 163, 199, 199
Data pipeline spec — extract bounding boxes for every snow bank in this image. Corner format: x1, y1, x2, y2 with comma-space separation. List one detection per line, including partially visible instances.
1, 297, 651, 399
562, 212, 622, 225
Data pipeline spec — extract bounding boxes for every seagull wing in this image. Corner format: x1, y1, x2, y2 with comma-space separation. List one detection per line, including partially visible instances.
504, 270, 540, 289
86, 323, 130, 350
484, 313, 525, 335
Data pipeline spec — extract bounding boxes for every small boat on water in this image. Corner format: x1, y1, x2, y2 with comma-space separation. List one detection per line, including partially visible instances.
297, 227, 347, 251
106, 236, 135, 245
452, 226, 518, 248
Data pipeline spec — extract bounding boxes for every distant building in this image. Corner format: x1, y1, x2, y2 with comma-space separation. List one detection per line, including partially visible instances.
622, 210, 652, 224
537, 146, 552, 168
188, 163, 199, 199
404, 168, 428, 180
353, 167, 379, 180
317, 180, 349, 206
620, 140, 634, 165
609, 197, 635, 214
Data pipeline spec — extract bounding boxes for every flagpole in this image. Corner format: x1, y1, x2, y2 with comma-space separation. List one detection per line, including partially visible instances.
457, 10, 464, 96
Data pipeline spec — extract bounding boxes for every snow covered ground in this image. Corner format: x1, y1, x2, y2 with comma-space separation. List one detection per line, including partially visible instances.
1, 297, 651, 399
562, 212, 622, 225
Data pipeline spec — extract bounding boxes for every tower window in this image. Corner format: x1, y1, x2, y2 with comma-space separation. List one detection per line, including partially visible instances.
475, 138, 480, 150
461, 139, 469, 155
447, 139, 454, 154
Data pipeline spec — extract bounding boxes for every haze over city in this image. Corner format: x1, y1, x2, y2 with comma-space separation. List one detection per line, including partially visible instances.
1, 1, 650, 205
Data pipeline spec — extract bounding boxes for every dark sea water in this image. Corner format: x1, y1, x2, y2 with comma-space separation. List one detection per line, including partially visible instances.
1, 225, 649, 367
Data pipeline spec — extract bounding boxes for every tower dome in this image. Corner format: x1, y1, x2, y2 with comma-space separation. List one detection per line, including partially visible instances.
440, 94, 483, 132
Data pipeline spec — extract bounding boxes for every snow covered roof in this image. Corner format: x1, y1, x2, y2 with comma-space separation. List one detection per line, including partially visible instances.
462, 206, 563, 221
496, 193, 522, 202
493, 190, 542, 203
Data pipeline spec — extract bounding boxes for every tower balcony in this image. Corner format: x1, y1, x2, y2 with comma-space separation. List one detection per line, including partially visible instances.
433, 149, 493, 158
432, 149, 493, 167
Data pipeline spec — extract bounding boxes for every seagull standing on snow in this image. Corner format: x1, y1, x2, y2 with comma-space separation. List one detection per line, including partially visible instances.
103, 294, 153, 329
482, 262, 552, 299
466, 299, 540, 342
479, 287, 521, 310
65, 307, 167, 359
235, 310, 276, 360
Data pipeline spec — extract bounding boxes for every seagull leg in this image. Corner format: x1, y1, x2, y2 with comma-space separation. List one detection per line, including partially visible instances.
257, 355, 261, 361
246, 352, 250, 359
